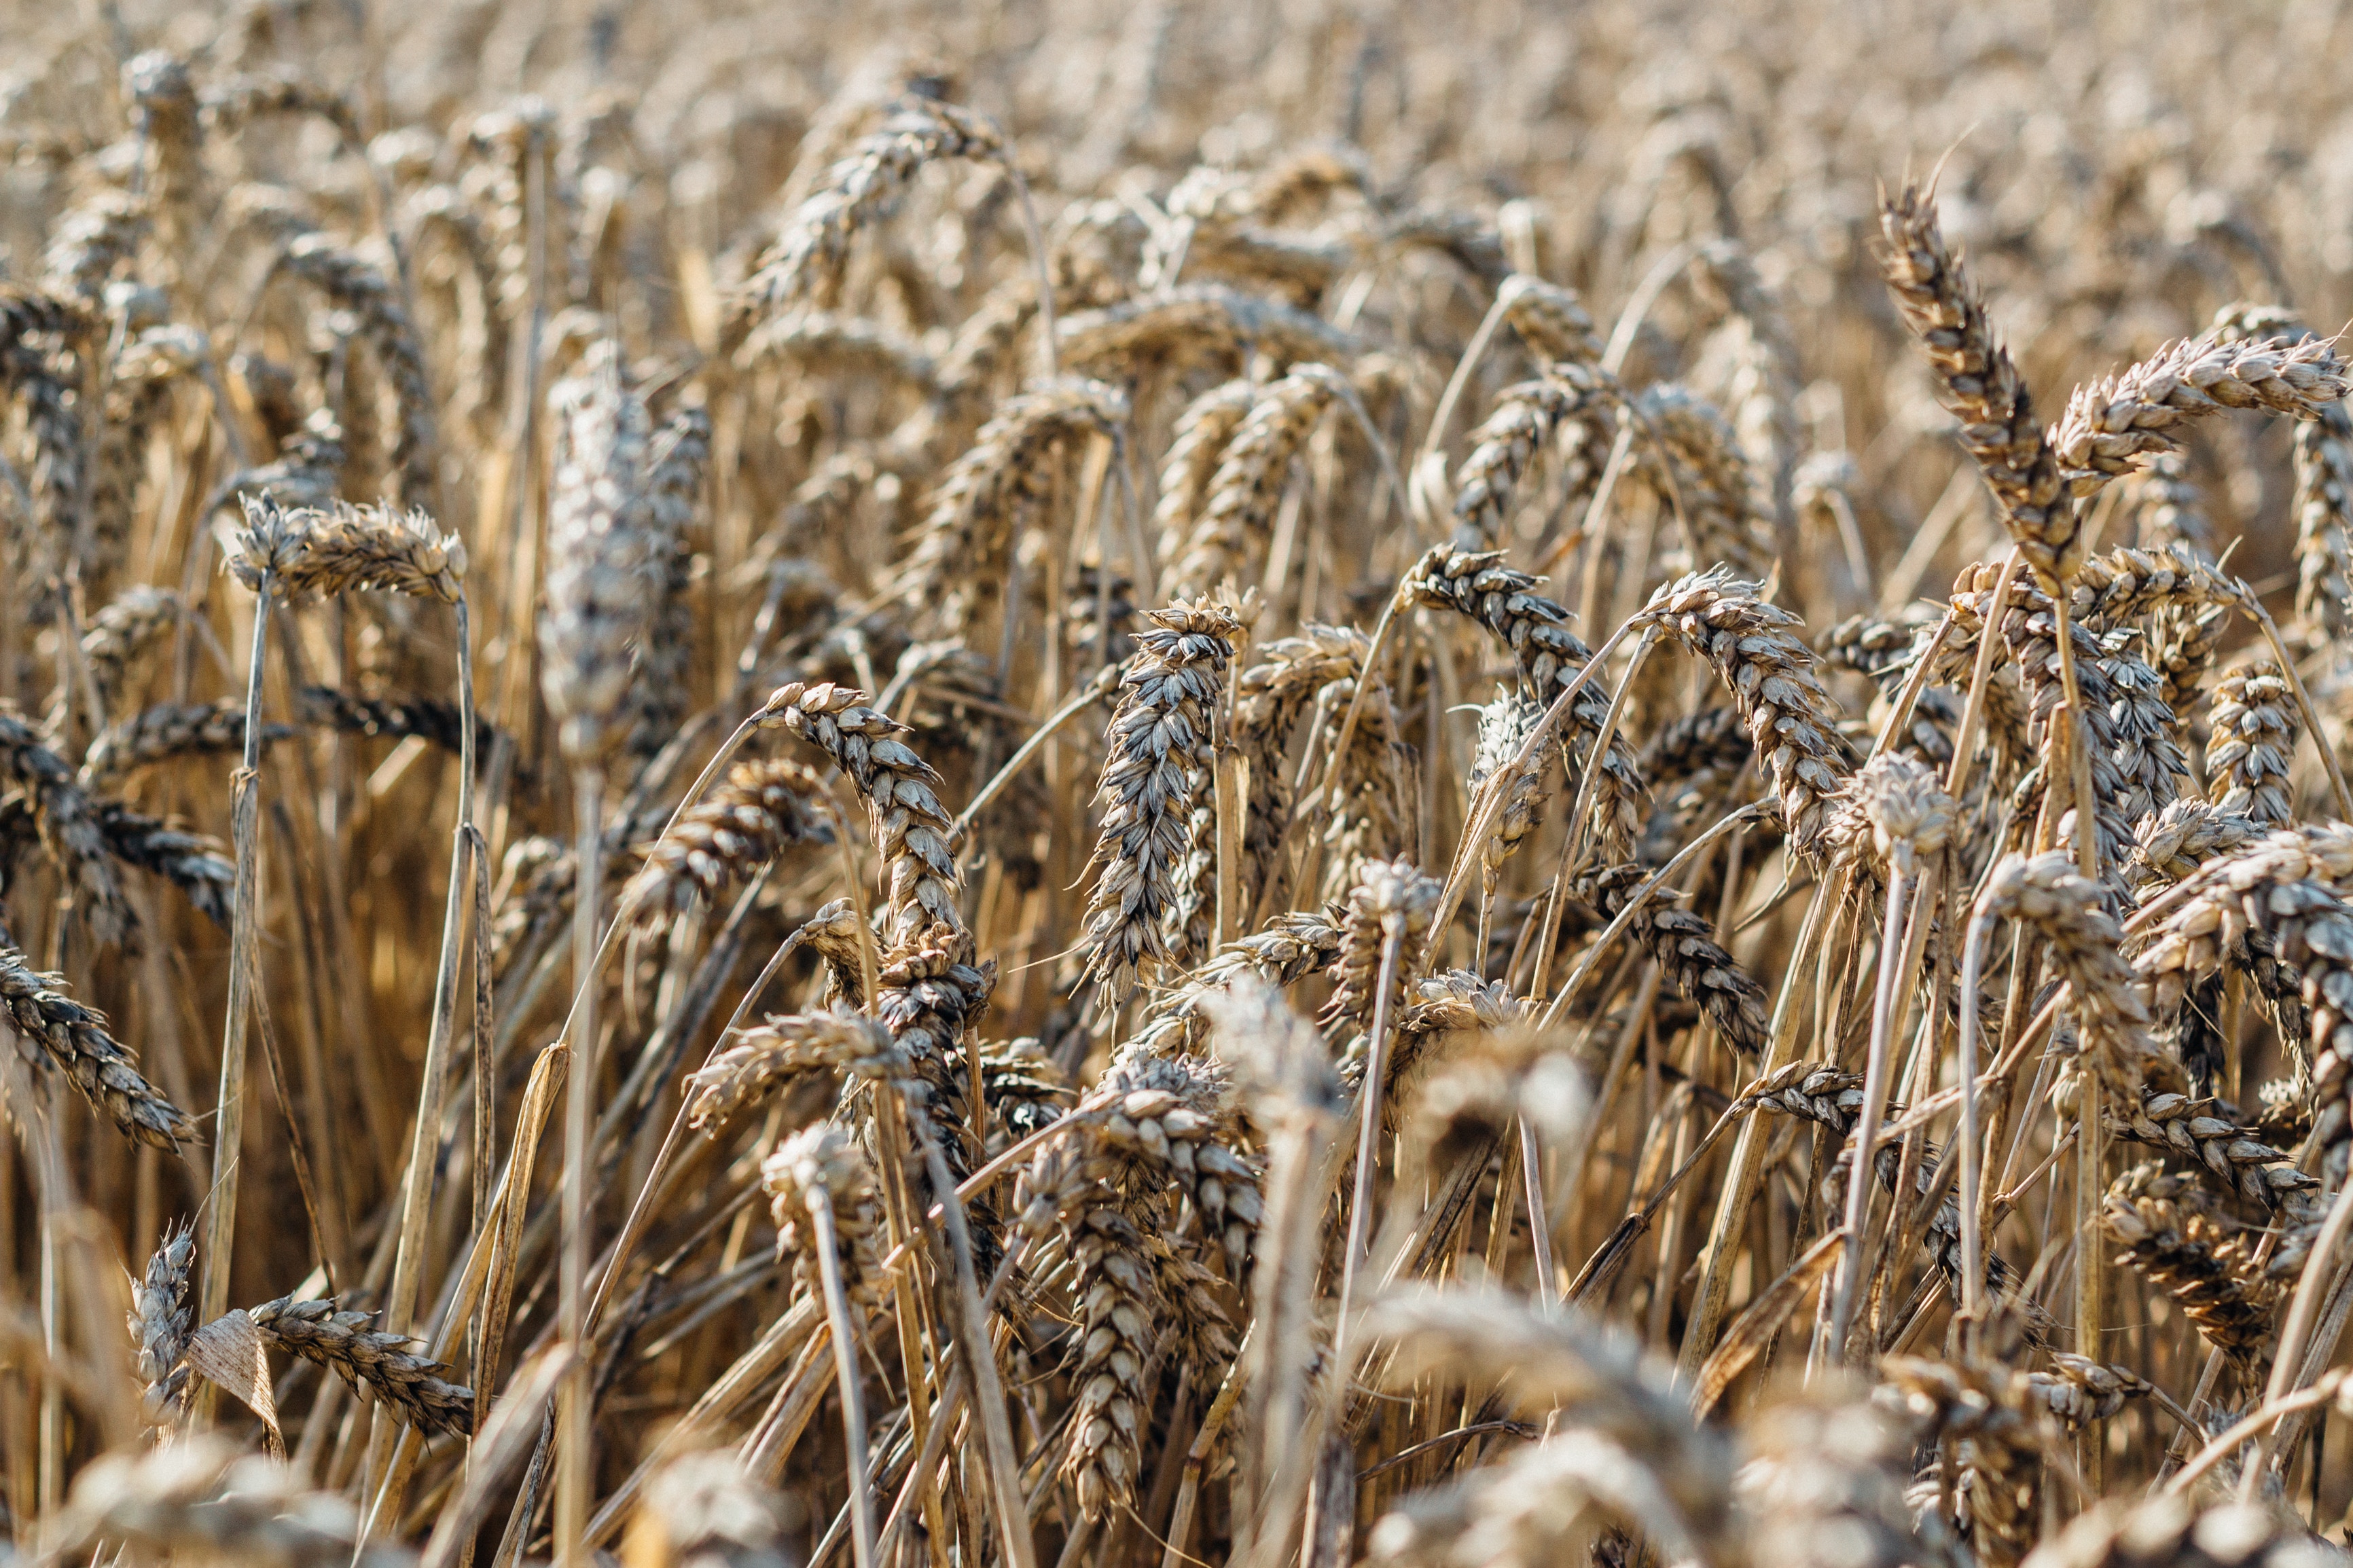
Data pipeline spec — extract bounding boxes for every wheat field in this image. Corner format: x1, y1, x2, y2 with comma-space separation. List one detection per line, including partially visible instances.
7, 1, 2353, 1564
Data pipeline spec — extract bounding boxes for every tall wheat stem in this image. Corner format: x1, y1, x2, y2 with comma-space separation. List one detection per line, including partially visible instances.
555, 765, 603, 1568
808, 1186, 875, 1568
1336, 930, 1404, 1361
1826, 859, 1907, 1358
195, 571, 273, 1370
385, 592, 479, 1338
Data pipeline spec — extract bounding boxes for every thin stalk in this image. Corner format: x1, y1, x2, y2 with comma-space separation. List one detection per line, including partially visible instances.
1942, 553, 2019, 801
2250, 1182, 2353, 1487
1518, 1116, 1558, 1298
385, 595, 479, 1341
554, 765, 603, 1568
1535, 802, 1769, 1028
1426, 619, 1641, 971
1827, 859, 1909, 1357
1675, 873, 1841, 1380
808, 1188, 875, 1568
196, 572, 274, 1359
1957, 905, 1995, 1317
1336, 932, 1403, 1362
2242, 587, 2353, 821
1295, 582, 1408, 906
912, 1127, 1039, 1568
950, 678, 1110, 843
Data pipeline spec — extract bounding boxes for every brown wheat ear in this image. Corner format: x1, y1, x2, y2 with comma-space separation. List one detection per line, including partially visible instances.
1077, 597, 1241, 1004
246, 1294, 476, 1436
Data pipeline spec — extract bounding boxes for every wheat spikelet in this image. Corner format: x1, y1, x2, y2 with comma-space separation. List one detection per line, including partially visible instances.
2063, 541, 2242, 629
2102, 1082, 2314, 1211
0, 708, 130, 944
1166, 363, 1350, 596
274, 234, 439, 505
247, 1294, 475, 1436
261, 499, 467, 604
79, 699, 284, 789
1055, 281, 1363, 376
1583, 864, 1767, 1056
635, 409, 706, 771
2021, 1495, 2327, 1567
1405, 545, 1648, 863
1636, 383, 1775, 577
2102, 642, 2191, 825
2292, 405, 2353, 642
1058, 1195, 1161, 1521
2025, 1354, 2151, 1432
1077, 598, 1238, 1002
629, 1451, 803, 1568
1361, 1288, 1737, 1567
763, 1123, 888, 1305
1469, 688, 1553, 898
1153, 378, 1257, 562
1230, 623, 1374, 910
201, 71, 364, 146
296, 685, 495, 761
79, 585, 180, 714
736, 309, 938, 388
729, 94, 1007, 333
1977, 852, 2151, 1095
1879, 183, 2076, 581
2100, 1164, 2276, 1364
1175, 219, 1345, 306
1084, 1045, 1261, 1277
755, 680, 962, 942
0, 945, 188, 1146
541, 342, 658, 759
1641, 568, 1850, 861
128, 1220, 194, 1420
1450, 366, 1612, 551
1639, 704, 1753, 831
2206, 660, 2298, 828
1128, 906, 1346, 1057
1692, 241, 1802, 530
90, 325, 202, 596
41, 189, 145, 300
48, 1438, 382, 1567
686, 1009, 905, 1131
618, 757, 829, 928
933, 274, 1041, 418
2134, 829, 2353, 1180
2152, 601, 2232, 724
1939, 574, 2140, 871
1879, 1354, 2052, 1568
1324, 856, 1440, 1036
1498, 272, 1604, 365
1833, 750, 1958, 873
96, 802, 234, 926
2130, 798, 2263, 890
1743, 1062, 2037, 1321
897, 377, 1128, 638
1738, 1387, 1940, 1568
2049, 329, 2348, 496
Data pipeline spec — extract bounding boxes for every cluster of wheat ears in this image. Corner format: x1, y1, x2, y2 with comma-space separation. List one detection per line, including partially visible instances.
17, 3, 2353, 1566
